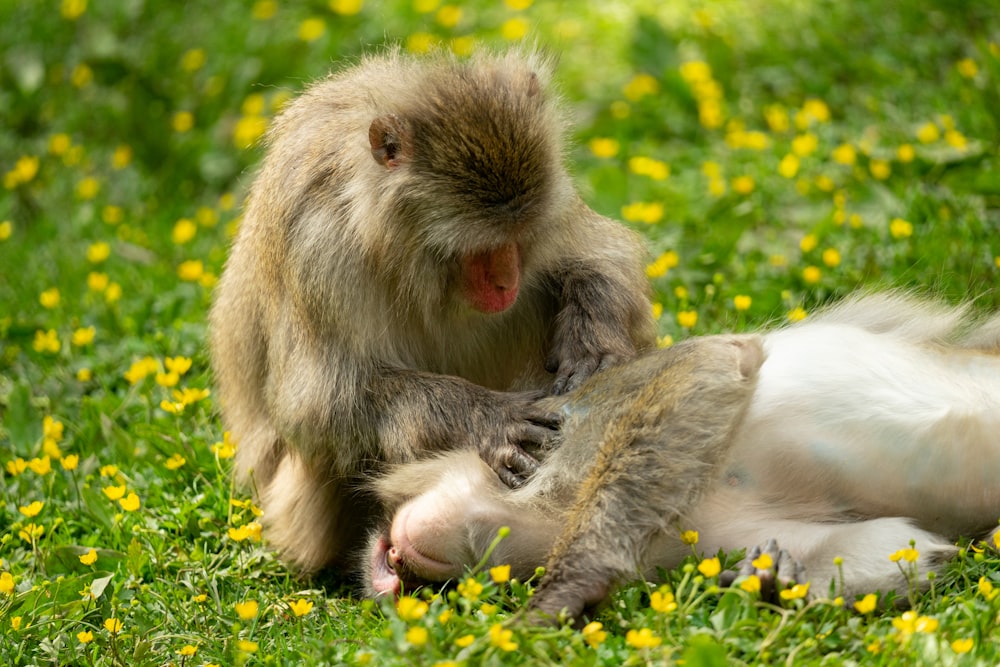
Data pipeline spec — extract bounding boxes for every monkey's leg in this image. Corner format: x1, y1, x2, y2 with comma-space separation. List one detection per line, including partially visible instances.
705, 516, 957, 601
528, 336, 763, 622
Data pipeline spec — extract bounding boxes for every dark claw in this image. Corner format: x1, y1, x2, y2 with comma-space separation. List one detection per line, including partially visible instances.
721, 539, 806, 602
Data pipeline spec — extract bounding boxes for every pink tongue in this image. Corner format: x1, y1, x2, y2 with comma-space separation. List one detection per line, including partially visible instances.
463, 243, 521, 314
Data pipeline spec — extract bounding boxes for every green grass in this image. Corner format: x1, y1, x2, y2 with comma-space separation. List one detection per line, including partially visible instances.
2, 0, 1000, 664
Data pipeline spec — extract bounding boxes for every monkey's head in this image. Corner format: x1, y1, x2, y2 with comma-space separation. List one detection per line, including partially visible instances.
368, 51, 571, 315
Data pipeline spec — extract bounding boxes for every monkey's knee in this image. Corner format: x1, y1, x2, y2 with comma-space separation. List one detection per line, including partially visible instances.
261, 456, 366, 572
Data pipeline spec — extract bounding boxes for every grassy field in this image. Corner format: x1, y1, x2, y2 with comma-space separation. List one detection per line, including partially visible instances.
2, 0, 1000, 664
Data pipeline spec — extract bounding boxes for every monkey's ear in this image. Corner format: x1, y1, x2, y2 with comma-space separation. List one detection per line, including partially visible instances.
369, 115, 411, 169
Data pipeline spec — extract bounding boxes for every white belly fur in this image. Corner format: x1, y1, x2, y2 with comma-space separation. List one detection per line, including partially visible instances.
722, 323, 1000, 537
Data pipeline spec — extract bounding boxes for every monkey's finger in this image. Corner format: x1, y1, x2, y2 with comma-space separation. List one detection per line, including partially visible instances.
774, 548, 804, 587
502, 443, 540, 478
496, 465, 528, 489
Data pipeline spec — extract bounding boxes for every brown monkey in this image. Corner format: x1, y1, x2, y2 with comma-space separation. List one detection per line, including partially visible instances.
368, 293, 1000, 621
209, 48, 655, 573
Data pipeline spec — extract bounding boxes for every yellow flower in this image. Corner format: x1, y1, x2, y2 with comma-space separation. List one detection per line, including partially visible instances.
87, 241, 111, 263
944, 129, 967, 149
892, 610, 938, 635
751, 552, 773, 570
88, 272, 109, 291
61, 0, 87, 19
76, 176, 100, 199
680, 529, 699, 545
802, 266, 821, 284
869, 159, 891, 180
124, 357, 158, 384
172, 218, 197, 244
100, 464, 119, 477
405, 625, 429, 646
897, 144, 915, 163
740, 575, 761, 593
629, 156, 670, 180
80, 548, 98, 565
822, 248, 841, 267
165, 453, 186, 470
625, 627, 662, 649
951, 638, 974, 654
17, 523, 45, 543
251, 0, 277, 20
28, 456, 52, 475
235, 600, 259, 620
488, 623, 518, 651
777, 153, 800, 179
212, 432, 238, 458
0, 572, 14, 595
156, 372, 180, 388
679, 60, 712, 84
584, 137, 619, 160
500, 16, 530, 40
172, 111, 194, 133
956, 58, 978, 78
623, 73, 660, 101
104, 282, 122, 303
164, 356, 192, 375
61, 454, 80, 470
330, 0, 363, 14
102, 484, 126, 501
43, 415, 64, 441
77, 630, 94, 644
228, 522, 263, 542
233, 115, 268, 149
621, 201, 664, 224
677, 310, 698, 329
180, 48, 206, 72
11, 616, 22, 631
779, 582, 810, 601
790, 132, 818, 157
454, 634, 475, 648
799, 233, 819, 252
33, 329, 60, 354
801, 98, 831, 124
177, 644, 198, 657
831, 143, 856, 165
698, 557, 721, 577
5, 155, 40, 188
505, 0, 532, 8
490, 564, 511, 583
732, 175, 755, 195
119, 493, 140, 512
298, 17, 326, 41
0, 220, 11, 240
396, 596, 429, 621
72, 326, 96, 346
237, 640, 258, 653
576, 621, 606, 648
436, 5, 461, 27
193, 594, 208, 603
457, 577, 483, 602
289, 598, 314, 617
977, 576, 999, 600
731, 294, 752, 312
787, 307, 807, 322
854, 593, 877, 613
645, 250, 679, 279
889, 217, 913, 239
19, 501, 44, 518
104, 617, 123, 634
650, 588, 677, 613
916, 121, 940, 144
40, 287, 61, 309
111, 145, 133, 169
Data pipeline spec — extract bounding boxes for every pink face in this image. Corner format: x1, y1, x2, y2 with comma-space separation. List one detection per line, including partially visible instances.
460, 243, 521, 313
366, 451, 551, 598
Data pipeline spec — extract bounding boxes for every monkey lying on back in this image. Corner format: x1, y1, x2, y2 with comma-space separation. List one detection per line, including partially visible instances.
209, 49, 655, 573
368, 293, 1000, 620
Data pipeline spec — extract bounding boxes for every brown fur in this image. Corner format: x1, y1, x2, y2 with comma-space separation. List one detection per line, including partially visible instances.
209, 48, 655, 572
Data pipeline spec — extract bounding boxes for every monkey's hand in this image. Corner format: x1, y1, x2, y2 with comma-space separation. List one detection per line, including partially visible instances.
719, 539, 807, 602
546, 343, 633, 396
477, 391, 561, 488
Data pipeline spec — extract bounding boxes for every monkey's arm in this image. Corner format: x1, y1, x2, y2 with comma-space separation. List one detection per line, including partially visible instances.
528, 336, 763, 622
546, 204, 656, 395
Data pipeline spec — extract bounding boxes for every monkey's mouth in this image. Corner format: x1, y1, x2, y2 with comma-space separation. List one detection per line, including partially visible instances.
370, 504, 466, 597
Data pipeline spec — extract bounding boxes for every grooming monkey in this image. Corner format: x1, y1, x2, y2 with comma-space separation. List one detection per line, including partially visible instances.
368, 294, 1000, 621
209, 49, 655, 572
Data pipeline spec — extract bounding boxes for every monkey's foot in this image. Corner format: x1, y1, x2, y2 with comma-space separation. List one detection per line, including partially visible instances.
719, 538, 805, 602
